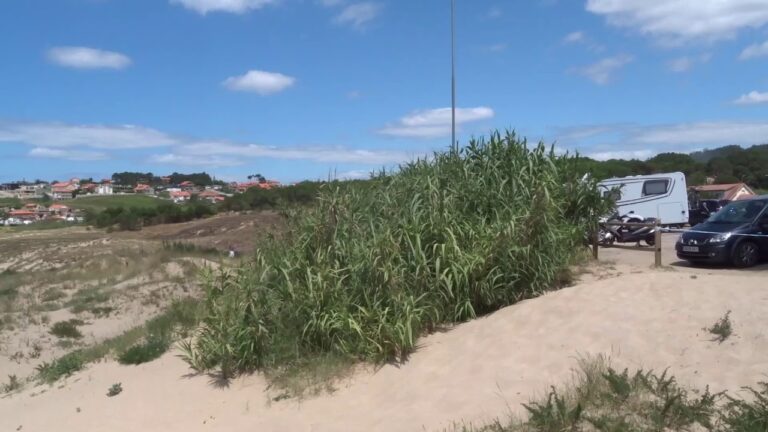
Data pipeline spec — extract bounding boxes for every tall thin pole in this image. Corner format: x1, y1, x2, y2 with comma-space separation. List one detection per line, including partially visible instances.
451, 0, 457, 154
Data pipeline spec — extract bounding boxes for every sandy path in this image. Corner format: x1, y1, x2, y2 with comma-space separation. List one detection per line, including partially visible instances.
2, 270, 768, 432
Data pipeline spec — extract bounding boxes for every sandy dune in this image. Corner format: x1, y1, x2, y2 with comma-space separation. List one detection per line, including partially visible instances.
2, 269, 768, 431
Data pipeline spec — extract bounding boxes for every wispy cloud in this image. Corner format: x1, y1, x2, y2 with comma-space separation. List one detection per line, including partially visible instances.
562, 31, 604, 52
0, 121, 177, 149
733, 91, 768, 105
47, 47, 131, 70
318, 0, 345, 6
28, 147, 108, 161
573, 54, 633, 85
739, 40, 768, 60
222, 70, 296, 95
586, 0, 768, 45
334, 2, 382, 29
0, 119, 416, 167
336, 169, 372, 180
169, 0, 275, 14
666, 53, 711, 73
563, 31, 585, 44
378, 107, 495, 139
172, 142, 411, 164
554, 120, 768, 158
485, 43, 507, 53
486, 6, 502, 19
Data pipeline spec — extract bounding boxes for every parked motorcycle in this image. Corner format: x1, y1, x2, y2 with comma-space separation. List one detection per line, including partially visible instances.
598, 211, 658, 246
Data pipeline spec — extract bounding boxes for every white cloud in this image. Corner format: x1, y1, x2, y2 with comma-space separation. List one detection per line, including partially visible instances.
734, 91, 768, 105
563, 31, 585, 44
0, 121, 177, 149
586, 0, 768, 44
739, 40, 768, 60
28, 147, 109, 161
170, 0, 274, 14
378, 107, 495, 138
334, 2, 382, 29
573, 54, 633, 85
346, 90, 362, 99
222, 70, 296, 95
47, 47, 131, 70
667, 54, 710, 72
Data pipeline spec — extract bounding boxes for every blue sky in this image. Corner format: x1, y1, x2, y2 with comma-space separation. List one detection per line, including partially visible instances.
2, 0, 768, 183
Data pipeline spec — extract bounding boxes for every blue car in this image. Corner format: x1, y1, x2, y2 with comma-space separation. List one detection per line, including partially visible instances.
676, 196, 768, 268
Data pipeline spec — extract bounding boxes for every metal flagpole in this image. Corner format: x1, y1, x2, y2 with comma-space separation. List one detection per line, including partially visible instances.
451, 0, 457, 154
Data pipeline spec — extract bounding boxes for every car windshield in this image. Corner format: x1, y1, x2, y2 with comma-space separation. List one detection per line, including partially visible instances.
708, 200, 766, 224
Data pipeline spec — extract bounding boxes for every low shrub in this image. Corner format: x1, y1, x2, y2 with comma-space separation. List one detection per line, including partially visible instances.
118, 337, 170, 365
36, 352, 85, 383
2, 374, 21, 393
106, 383, 123, 397
706, 311, 733, 343
49, 319, 85, 339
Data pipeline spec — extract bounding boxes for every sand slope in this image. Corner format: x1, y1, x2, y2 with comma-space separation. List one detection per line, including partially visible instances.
2, 270, 768, 432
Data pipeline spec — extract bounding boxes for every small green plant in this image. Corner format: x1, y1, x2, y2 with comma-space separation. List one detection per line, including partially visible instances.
89, 306, 115, 317
35, 352, 84, 383
40, 287, 66, 302
107, 383, 123, 397
49, 319, 85, 339
719, 382, 768, 431
118, 336, 170, 365
2, 374, 21, 393
705, 311, 733, 343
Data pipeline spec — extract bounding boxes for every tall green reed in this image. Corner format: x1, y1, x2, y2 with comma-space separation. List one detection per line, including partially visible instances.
181, 131, 608, 377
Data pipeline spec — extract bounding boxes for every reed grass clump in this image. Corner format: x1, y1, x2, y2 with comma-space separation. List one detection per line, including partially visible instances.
182, 132, 607, 377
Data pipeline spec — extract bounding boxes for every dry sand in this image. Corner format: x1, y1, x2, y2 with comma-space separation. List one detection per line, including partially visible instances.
2, 266, 767, 432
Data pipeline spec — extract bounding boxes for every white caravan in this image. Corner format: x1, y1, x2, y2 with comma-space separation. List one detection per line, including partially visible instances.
598, 172, 688, 226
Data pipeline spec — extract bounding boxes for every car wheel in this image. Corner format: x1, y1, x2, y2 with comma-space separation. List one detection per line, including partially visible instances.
732, 241, 759, 268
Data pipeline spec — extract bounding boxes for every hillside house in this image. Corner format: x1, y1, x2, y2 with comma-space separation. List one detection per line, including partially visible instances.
51, 181, 79, 200
48, 204, 71, 216
134, 183, 154, 194
19, 184, 46, 199
235, 180, 280, 193
170, 191, 191, 203
97, 180, 114, 195
198, 190, 225, 204
689, 183, 756, 202
8, 209, 38, 221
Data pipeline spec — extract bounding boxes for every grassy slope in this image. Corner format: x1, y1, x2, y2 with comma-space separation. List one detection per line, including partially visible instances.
67, 195, 163, 213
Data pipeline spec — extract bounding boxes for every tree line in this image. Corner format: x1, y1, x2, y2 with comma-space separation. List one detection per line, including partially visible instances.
577, 144, 768, 189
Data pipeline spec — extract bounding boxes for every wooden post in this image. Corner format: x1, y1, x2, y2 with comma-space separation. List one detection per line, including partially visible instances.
654, 221, 662, 268
592, 222, 599, 260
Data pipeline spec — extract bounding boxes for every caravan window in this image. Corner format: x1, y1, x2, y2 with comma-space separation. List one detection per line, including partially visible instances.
642, 180, 669, 196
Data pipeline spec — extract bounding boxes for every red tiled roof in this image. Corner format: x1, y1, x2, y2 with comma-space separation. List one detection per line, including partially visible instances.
9, 210, 36, 216
170, 191, 191, 198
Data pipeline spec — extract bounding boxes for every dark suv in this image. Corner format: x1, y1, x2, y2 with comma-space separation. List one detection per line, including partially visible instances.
676, 197, 768, 267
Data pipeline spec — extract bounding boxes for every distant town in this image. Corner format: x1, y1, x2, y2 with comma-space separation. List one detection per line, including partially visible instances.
0, 172, 280, 226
